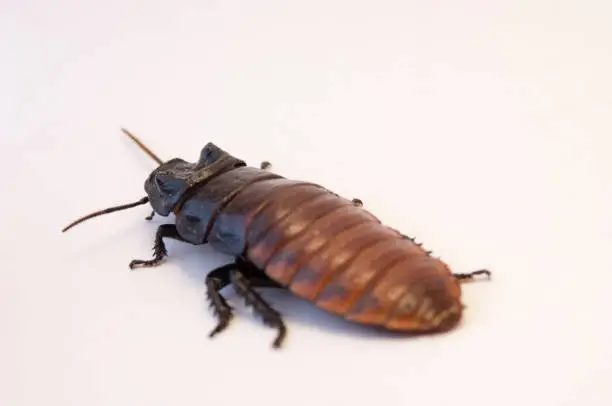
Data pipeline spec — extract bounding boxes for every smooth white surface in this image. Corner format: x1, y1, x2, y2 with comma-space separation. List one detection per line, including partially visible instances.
2, 1, 612, 405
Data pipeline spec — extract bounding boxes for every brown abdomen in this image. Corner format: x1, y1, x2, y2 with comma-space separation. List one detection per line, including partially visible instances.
243, 183, 464, 332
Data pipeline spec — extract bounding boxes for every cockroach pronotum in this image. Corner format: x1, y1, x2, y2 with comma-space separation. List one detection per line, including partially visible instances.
62, 129, 491, 348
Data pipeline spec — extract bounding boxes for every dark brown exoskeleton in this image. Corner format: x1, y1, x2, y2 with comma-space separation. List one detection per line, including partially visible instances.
63, 129, 491, 348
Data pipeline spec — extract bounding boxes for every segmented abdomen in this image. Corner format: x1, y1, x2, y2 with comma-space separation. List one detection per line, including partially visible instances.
215, 178, 465, 332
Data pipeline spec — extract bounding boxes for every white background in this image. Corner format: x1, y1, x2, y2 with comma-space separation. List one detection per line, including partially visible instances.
2, 1, 611, 405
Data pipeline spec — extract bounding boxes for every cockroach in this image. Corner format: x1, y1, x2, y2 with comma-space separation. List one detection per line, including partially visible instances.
62, 129, 490, 348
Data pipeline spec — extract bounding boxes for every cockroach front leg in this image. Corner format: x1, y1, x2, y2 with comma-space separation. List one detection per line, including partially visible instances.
129, 224, 188, 269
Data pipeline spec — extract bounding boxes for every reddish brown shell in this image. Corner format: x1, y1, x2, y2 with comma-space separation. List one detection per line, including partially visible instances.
222, 179, 464, 332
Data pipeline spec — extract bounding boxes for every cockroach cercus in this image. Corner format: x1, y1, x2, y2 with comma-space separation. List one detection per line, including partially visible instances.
62, 129, 491, 349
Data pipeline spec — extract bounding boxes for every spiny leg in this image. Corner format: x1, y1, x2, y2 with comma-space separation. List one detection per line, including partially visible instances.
145, 211, 155, 221
206, 257, 284, 341
129, 224, 190, 269
454, 269, 491, 282
206, 263, 236, 337
230, 267, 287, 349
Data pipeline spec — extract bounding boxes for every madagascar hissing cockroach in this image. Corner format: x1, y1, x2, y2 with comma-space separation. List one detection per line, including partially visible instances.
62, 129, 491, 349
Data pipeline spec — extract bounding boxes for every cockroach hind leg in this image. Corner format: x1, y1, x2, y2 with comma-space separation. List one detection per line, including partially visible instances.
453, 269, 491, 283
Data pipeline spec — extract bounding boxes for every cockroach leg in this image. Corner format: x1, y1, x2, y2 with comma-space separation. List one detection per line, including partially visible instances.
206, 257, 284, 342
128, 224, 188, 269
260, 161, 272, 170
145, 211, 155, 221
351, 198, 363, 207
453, 269, 491, 283
206, 263, 236, 338
230, 267, 287, 349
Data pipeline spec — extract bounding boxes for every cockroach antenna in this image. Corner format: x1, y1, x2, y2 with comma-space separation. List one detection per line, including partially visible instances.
61, 128, 162, 232
61, 197, 150, 232
121, 128, 163, 165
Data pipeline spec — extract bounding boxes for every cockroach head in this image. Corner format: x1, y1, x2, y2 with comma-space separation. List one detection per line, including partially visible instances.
144, 157, 193, 216
144, 142, 245, 216
62, 134, 244, 233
